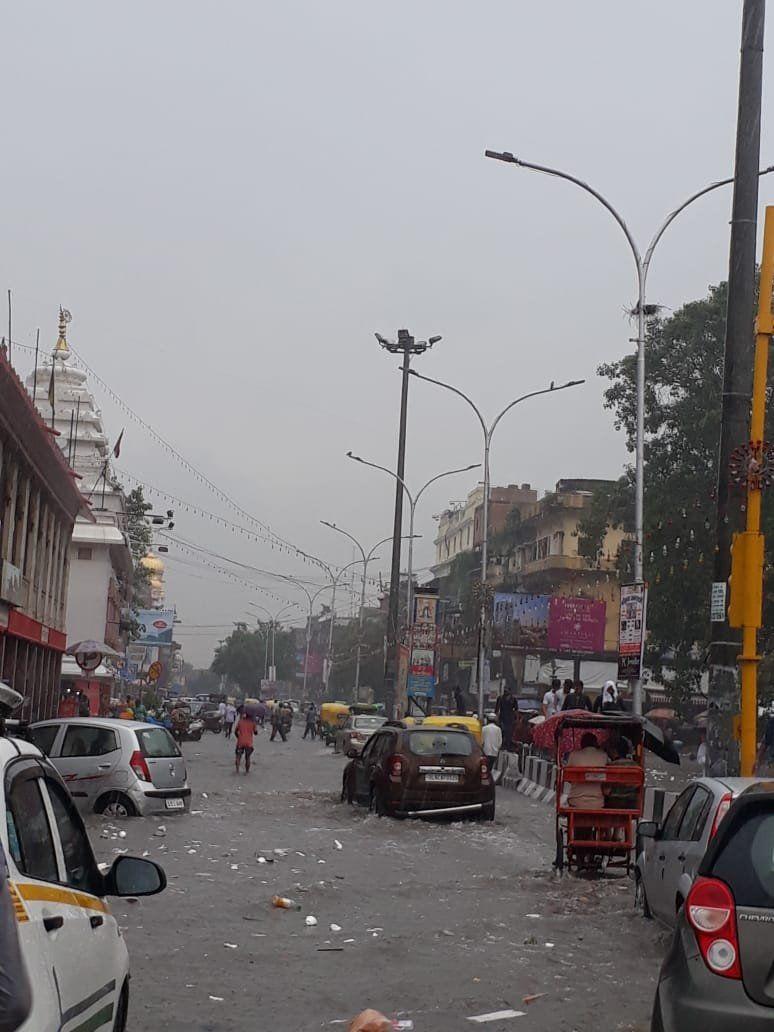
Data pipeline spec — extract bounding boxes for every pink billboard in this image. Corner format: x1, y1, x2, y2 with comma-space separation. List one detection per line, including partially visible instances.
547, 596, 606, 654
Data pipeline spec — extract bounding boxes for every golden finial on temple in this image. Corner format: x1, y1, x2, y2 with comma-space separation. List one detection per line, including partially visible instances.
55, 307, 72, 353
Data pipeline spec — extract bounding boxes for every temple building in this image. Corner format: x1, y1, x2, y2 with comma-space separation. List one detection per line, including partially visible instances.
27, 311, 133, 713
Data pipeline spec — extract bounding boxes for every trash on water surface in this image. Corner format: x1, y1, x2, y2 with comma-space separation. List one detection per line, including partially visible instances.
348, 1010, 391, 1032
467, 1011, 525, 1023
271, 896, 300, 910
334, 839, 343, 850
208, 996, 223, 1002
525, 913, 540, 919
330, 923, 342, 932
223, 943, 238, 949
522, 994, 547, 1005
305, 915, 318, 927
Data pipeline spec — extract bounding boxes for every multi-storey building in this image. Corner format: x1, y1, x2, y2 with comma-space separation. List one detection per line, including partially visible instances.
0, 345, 88, 719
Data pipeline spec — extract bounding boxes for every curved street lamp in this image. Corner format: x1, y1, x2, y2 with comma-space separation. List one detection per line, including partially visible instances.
343, 458, 481, 710
485, 149, 774, 712
320, 524, 419, 701
407, 371, 584, 717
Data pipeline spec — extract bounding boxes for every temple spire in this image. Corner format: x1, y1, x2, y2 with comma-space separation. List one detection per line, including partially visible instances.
55, 307, 72, 356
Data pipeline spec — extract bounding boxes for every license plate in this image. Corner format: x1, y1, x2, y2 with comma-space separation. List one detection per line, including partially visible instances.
165, 798, 185, 810
425, 772, 459, 784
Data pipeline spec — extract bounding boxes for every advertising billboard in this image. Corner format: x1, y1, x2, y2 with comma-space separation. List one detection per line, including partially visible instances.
135, 609, 175, 645
618, 584, 647, 679
547, 596, 606, 654
492, 592, 550, 648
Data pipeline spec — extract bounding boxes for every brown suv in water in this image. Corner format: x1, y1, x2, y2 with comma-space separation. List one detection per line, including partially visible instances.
341, 722, 495, 820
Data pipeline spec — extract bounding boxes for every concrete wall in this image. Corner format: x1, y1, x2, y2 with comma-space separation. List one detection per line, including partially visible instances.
66, 542, 112, 644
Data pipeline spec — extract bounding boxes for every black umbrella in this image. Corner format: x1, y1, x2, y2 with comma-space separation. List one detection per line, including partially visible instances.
643, 717, 681, 765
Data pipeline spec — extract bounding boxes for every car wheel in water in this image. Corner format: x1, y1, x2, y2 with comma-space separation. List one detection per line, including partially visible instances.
369, 786, 386, 817
635, 871, 653, 919
113, 983, 129, 1032
95, 793, 137, 819
480, 800, 495, 822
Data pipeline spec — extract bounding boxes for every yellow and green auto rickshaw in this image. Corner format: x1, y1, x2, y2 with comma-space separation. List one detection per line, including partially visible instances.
320, 702, 351, 746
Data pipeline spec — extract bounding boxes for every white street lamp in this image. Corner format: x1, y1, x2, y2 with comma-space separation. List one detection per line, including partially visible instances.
408, 370, 584, 717
485, 149, 774, 713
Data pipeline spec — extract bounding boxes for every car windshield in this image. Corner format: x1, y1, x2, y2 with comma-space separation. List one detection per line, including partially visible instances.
711, 805, 774, 908
353, 717, 385, 730
408, 731, 473, 756
136, 727, 181, 758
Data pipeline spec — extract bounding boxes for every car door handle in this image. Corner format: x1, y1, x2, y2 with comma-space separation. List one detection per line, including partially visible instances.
43, 915, 64, 933
97, 763, 112, 770
90, 915, 104, 929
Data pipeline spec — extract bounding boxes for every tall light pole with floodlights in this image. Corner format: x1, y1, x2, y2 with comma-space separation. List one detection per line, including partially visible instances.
409, 370, 584, 718
484, 149, 774, 714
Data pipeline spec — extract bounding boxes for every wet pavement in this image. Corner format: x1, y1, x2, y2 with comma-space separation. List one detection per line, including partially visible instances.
88, 730, 668, 1032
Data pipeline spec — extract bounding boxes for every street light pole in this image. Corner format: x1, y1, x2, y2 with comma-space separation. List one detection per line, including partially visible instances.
409, 371, 584, 718
345, 456, 481, 714
321, 523, 419, 702
375, 329, 441, 717
485, 149, 773, 714
248, 600, 300, 681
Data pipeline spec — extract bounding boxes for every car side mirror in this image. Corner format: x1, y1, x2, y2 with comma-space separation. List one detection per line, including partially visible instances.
637, 821, 660, 840
346, 747, 359, 759
104, 855, 166, 897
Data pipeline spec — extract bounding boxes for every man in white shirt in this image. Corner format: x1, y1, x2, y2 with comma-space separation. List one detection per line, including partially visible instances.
542, 678, 563, 718
481, 714, 503, 764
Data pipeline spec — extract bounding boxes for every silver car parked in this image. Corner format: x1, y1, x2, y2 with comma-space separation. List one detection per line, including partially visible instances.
29, 718, 191, 818
635, 775, 763, 926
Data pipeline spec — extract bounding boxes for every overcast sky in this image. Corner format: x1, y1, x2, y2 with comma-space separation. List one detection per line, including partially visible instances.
3, 2, 772, 666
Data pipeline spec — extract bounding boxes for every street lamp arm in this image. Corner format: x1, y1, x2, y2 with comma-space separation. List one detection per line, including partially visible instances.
414, 463, 481, 507
643, 165, 774, 274
485, 150, 642, 271
407, 369, 488, 438
320, 520, 367, 564
489, 379, 585, 437
346, 451, 414, 506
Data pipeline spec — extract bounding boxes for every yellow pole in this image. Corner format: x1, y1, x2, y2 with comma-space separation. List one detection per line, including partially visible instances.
739, 206, 774, 775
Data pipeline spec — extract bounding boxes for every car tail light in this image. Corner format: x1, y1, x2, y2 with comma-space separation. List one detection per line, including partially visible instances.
480, 758, 492, 784
387, 755, 403, 780
130, 749, 151, 783
686, 877, 741, 980
710, 793, 733, 839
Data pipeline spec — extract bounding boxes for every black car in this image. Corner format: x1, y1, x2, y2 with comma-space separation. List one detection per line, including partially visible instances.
652, 781, 774, 1031
341, 722, 495, 821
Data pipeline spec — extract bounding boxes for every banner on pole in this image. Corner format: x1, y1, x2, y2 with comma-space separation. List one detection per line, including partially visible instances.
617, 584, 647, 680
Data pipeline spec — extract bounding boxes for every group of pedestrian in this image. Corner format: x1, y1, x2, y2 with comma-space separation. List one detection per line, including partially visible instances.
541, 677, 623, 717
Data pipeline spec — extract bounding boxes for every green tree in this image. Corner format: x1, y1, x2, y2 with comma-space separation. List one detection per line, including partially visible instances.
211, 622, 296, 692
593, 279, 774, 708
329, 611, 387, 698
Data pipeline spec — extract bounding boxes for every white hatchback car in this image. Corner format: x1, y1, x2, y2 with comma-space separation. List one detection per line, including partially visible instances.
29, 718, 190, 818
0, 732, 165, 1031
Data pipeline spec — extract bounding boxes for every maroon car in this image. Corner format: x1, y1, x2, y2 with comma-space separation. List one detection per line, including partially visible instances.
341, 722, 495, 820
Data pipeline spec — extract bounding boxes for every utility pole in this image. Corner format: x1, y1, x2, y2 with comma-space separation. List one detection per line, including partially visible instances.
376, 329, 440, 717
707, 0, 765, 776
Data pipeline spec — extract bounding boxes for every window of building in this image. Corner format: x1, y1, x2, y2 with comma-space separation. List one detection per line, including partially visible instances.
77, 546, 93, 561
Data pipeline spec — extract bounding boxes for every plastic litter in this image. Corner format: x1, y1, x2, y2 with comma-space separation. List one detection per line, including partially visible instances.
334, 839, 343, 850
467, 1011, 526, 1023
223, 943, 238, 949
208, 995, 223, 1002
522, 994, 547, 1005
118, 830, 127, 839
330, 923, 342, 932
271, 896, 300, 910
305, 915, 318, 927
348, 1010, 391, 1032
